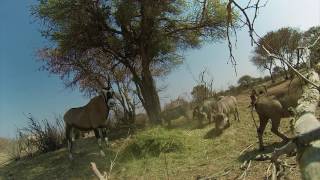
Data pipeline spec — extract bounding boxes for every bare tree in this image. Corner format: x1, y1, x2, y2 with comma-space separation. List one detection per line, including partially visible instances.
191, 69, 215, 104
112, 66, 140, 124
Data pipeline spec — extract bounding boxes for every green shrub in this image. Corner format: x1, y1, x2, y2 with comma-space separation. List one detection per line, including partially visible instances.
125, 127, 184, 158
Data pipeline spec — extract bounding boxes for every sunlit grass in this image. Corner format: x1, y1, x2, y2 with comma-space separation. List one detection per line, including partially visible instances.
0, 79, 302, 179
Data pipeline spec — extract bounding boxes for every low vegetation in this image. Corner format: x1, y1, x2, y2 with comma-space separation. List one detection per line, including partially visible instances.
0, 78, 304, 179
20, 115, 65, 154
124, 127, 185, 158
0, 138, 12, 166
0, 115, 65, 167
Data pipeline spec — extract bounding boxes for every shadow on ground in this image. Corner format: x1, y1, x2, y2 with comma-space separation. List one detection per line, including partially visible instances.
165, 118, 201, 130
108, 125, 135, 140
237, 140, 289, 162
203, 127, 223, 139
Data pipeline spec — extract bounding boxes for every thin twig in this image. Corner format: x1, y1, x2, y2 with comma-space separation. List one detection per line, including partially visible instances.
239, 144, 254, 156
271, 163, 277, 180
238, 160, 252, 180
91, 129, 132, 180
108, 130, 132, 177
164, 153, 169, 180
261, 46, 320, 89
108, 149, 120, 176
266, 163, 272, 180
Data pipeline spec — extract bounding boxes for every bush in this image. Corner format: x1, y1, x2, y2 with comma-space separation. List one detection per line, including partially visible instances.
253, 77, 264, 84
263, 75, 271, 81
18, 115, 65, 156
238, 75, 255, 88
125, 127, 184, 158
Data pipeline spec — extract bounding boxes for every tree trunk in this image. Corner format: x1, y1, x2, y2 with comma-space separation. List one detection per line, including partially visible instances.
268, 68, 275, 83
296, 49, 301, 68
137, 68, 162, 124
267, 61, 275, 83
135, 36, 162, 124
281, 62, 289, 80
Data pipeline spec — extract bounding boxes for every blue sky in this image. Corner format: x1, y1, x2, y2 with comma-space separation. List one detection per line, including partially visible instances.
0, 0, 319, 138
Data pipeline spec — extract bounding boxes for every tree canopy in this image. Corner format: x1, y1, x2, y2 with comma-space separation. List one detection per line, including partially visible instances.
237, 75, 254, 87
251, 27, 302, 81
33, 0, 230, 123
303, 26, 320, 65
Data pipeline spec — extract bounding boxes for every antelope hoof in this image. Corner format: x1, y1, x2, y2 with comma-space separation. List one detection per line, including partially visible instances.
100, 150, 105, 157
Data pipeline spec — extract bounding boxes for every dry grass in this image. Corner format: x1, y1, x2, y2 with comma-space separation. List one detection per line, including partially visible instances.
0, 138, 11, 166
0, 79, 304, 179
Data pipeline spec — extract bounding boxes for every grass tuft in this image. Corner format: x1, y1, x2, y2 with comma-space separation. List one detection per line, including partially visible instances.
125, 127, 184, 158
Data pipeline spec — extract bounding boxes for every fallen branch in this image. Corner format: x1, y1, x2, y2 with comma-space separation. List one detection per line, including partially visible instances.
91, 162, 107, 180
266, 159, 297, 180
265, 50, 320, 90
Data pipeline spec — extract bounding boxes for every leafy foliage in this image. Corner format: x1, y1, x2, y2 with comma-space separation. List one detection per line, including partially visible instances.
163, 96, 188, 110
237, 75, 254, 87
32, 0, 230, 123
32, 0, 228, 88
303, 26, 320, 65
191, 84, 214, 103
251, 27, 302, 80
